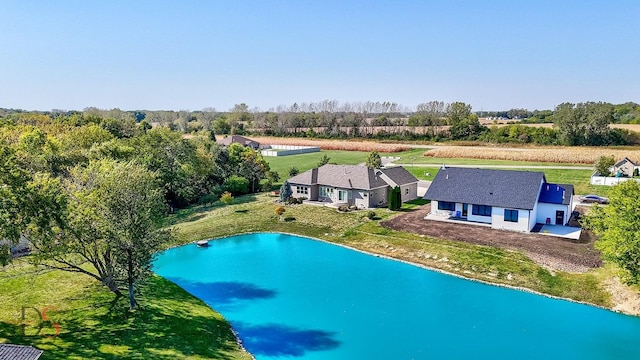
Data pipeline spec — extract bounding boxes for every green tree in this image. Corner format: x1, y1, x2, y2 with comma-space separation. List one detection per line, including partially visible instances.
594, 155, 615, 176
289, 167, 300, 176
387, 186, 401, 210
552, 102, 615, 145
317, 154, 331, 167
584, 180, 640, 284
31, 160, 172, 309
365, 151, 382, 169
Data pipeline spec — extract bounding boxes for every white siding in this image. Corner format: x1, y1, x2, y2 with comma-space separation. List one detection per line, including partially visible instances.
537, 203, 570, 225
354, 191, 368, 209
467, 204, 492, 224
491, 207, 530, 232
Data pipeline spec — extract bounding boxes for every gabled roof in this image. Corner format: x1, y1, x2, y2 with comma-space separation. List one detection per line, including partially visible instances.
288, 164, 417, 190
614, 157, 637, 167
377, 166, 419, 187
0, 344, 43, 360
424, 167, 544, 210
216, 135, 260, 148
538, 183, 574, 205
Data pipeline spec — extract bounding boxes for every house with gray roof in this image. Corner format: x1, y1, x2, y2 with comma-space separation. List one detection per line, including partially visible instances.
287, 164, 419, 208
424, 167, 574, 232
216, 135, 260, 150
0, 344, 43, 360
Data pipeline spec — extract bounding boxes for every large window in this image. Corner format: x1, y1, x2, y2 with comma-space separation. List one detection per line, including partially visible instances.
437, 201, 455, 211
504, 209, 519, 222
472, 204, 492, 217
296, 186, 309, 195
338, 190, 349, 201
320, 187, 334, 198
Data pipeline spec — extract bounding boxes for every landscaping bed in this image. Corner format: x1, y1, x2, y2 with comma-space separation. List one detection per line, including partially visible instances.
380, 204, 602, 273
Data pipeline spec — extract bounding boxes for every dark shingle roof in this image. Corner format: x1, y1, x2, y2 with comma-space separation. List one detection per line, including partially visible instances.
288, 164, 416, 190
378, 166, 418, 186
0, 344, 43, 360
538, 183, 573, 205
424, 167, 544, 210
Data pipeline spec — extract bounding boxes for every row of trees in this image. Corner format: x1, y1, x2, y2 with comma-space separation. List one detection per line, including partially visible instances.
0, 112, 273, 308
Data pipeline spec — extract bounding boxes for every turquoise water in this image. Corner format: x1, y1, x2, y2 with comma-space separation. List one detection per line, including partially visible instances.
153, 233, 640, 359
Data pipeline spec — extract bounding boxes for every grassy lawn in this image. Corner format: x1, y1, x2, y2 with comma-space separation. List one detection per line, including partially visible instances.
168, 194, 611, 307
0, 262, 252, 359
267, 148, 609, 195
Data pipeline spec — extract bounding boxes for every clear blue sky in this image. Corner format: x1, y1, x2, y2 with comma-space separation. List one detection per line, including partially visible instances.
1, 1, 638, 112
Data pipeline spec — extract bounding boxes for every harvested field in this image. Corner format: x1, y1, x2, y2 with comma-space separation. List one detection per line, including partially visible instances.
250, 136, 412, 152
423, 146, 640, 164
381, 204, 602, 273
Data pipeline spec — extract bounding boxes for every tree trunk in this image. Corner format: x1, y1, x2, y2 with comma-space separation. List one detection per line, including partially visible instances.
127, 249, 136, 309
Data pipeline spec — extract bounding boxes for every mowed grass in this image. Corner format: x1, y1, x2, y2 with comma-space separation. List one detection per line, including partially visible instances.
0, 262, 252, 360
169, 194, 610, 307
267, 148, 608, 195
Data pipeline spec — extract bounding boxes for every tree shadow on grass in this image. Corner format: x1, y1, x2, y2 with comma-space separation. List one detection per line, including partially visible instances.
0, 276, 251, 360
233, 322, 341, 357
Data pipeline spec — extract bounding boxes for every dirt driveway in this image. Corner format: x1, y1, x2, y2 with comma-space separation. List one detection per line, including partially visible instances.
381, 204, 601, 273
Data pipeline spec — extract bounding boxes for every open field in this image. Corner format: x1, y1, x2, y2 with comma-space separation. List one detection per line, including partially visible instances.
423, 146, 640, 164
479, 122, 640, 133
252, 136, 412, 152
0, 262, 252, 360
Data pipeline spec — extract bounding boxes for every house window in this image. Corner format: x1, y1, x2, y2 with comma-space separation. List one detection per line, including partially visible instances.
338, 190, 349, 201
296, 186, 308, 195
320, 187, 334, 198
504, 209, 519, 222
437, 201, 455, 211
472, 205, 492, 217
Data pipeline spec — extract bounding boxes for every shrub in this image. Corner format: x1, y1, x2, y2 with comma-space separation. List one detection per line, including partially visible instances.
367, 210, 376, 220
338, 205, 350, 212
220, 191, 234, 205
275, 206, 285, 220
288, 167, 300, 176
225, 175, 250, 194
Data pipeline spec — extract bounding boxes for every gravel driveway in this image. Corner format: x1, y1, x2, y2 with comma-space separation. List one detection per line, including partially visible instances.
381, 204, 602, 272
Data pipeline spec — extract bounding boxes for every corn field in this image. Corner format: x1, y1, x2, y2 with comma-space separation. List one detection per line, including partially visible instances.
423, 146, 640, 164
251, 137, 411, 152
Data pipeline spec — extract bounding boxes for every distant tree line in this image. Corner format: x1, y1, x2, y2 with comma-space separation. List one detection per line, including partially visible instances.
2, 100, 639, 146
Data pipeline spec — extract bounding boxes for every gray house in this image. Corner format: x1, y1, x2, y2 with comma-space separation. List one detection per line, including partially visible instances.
216, 135, 260, 150
424, 167, 574, 232
288, 164, 419, 208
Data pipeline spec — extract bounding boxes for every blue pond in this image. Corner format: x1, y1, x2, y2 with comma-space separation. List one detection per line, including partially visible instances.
153, 233, 640, 359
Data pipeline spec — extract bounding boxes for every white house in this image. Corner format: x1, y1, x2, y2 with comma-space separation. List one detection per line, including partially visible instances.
424, 167, 574, 232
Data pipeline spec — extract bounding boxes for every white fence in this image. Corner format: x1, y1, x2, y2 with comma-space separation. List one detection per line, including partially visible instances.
261, 145, 321, 157
590, 176, 640, 186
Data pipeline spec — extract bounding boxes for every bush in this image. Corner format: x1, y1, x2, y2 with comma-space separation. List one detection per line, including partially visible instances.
225, 175, 250, 194
338, 205, 350, 212
367, 211, 376, 220
220, 191, 234, 205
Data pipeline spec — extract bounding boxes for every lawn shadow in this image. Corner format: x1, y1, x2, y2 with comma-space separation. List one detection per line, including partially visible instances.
233, 322, 341, 357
